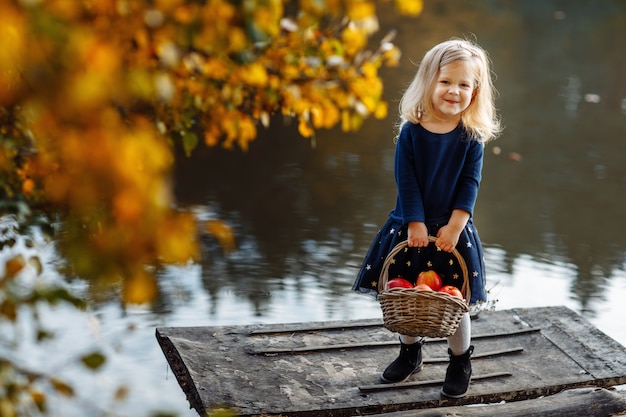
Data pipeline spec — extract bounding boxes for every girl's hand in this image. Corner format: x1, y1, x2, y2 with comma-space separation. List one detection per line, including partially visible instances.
436, 209, 470, 252
407, 222, 428, 247
435, 225, 461, 252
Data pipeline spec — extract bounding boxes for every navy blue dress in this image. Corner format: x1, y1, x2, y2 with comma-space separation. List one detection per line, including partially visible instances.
352, 122, 487, 304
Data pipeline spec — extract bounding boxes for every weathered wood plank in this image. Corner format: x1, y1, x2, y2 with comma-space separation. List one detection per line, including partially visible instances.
423, 346, 524, 364
248, 318, 384, 335
514, 306, 626, 381
358, 372, 513, 393
249, 328, 538, 355
364, 387, 626, 417
155, 306, 626, 416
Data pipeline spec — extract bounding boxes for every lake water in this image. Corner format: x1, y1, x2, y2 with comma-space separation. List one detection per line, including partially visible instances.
4, 1, 626, 416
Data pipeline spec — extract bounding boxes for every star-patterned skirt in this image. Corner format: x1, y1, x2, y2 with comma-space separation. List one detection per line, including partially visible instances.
352, 218, 486, 305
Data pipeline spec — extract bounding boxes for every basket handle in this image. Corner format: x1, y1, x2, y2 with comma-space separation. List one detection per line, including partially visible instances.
377, 236, 471, 301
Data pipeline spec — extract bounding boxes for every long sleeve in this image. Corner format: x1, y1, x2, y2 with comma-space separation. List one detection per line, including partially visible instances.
453, 140, 483, 216
394, 124, 426, 223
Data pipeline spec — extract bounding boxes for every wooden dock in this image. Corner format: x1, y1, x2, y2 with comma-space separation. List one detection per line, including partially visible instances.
156, 306, 626, 416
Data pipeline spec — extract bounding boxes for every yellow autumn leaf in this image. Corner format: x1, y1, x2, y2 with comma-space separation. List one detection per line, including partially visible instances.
236, 115, 257, 151
204, 0, 236, 21
127, 69, 154, 100
174, 4, 197, 23
236, 62, 268, 87
156, 212, 199, 263
68, 71, 110, 108
204, 125, 221, 147
361, 61, 379, 79
250, 0, 283, 38
361, 95, 377, 114
0, 299, 17, 322
22, 178, 35, 195
43, 173, 72, 204
205, 220, 236, 253
4, 254, 26, 279
49, 377, 75, 397
123, 269, 158, 305
299, 0, 326, 17
298, 117, 314, 138
395, 0, 424, 16
324, 105, 341, 128
351, 76, 382, 99
46, 1, 82, 19
333, 90, 351, 108
320, 38, 344, 57
382, 45, 402, 67
227, 27, 249, 53
341, 25, 368, 56
155, 0, 186, 13
203, 58, 230, 80
311, 106, 323, 129
0, 5, 26, 74
0, 397, 16, 417
84, 40, 121, 75
30, 390, 46, 413
346, 0, 376, 20
341, 110, 351, 132
349, 112, 364, 131
374, 100, 388, 119
113, 189, 144, 223
282, 64, 301, 81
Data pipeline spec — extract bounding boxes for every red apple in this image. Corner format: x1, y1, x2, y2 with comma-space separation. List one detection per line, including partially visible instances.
386, 278, 414, 289
415, 283, 433, 291
416, 270, 442, 291
438, 285, 463, 299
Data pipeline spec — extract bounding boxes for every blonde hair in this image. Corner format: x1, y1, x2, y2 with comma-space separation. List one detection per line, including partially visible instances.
398, 38, 501, 142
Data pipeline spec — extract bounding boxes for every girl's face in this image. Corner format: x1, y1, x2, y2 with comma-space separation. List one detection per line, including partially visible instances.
430, 61, 476, 121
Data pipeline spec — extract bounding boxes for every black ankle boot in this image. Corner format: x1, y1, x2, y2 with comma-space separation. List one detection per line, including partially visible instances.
441, 345, 474, 398
380, 338, 424, 383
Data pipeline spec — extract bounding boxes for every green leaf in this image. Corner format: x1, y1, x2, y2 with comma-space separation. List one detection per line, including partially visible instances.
182, 132, 198, 157
81, 352, 106, 370
30, 287, 86, 309
36, 328, 54, 342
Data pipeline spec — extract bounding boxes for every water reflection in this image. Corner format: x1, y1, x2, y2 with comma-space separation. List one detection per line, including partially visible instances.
169, 0, 626, 327
478, 0, 626, 312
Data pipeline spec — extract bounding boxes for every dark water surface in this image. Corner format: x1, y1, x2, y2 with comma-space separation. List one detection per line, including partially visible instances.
171, 0, 626, 328
12, 1, 626, 416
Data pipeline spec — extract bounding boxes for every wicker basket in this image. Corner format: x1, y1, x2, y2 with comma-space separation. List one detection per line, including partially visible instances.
378, 236, 471, 338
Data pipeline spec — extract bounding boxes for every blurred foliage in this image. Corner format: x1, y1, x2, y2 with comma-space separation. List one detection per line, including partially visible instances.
0, 0, 423, 415
1, 0, 421, 298
0, 215, 104, 417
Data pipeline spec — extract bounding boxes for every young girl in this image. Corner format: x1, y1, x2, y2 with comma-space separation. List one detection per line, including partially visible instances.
352, 38, 501, 398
